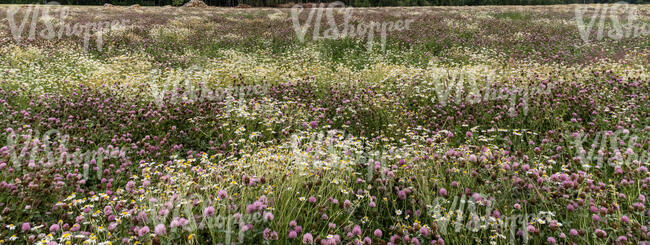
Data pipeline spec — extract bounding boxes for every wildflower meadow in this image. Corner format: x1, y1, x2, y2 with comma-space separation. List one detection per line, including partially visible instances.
0, 2, 648, 245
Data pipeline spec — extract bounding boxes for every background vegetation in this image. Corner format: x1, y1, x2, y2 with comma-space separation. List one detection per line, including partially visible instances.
1, 0, 647, 7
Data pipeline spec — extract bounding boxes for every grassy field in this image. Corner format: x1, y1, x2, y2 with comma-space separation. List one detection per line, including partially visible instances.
0, 4, 649, 245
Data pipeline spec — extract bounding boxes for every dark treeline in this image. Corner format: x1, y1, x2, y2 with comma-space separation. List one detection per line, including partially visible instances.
1, 0, 645, 7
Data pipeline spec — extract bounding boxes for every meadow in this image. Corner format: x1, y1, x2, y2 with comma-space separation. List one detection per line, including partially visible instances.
0, 3, 649, 244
